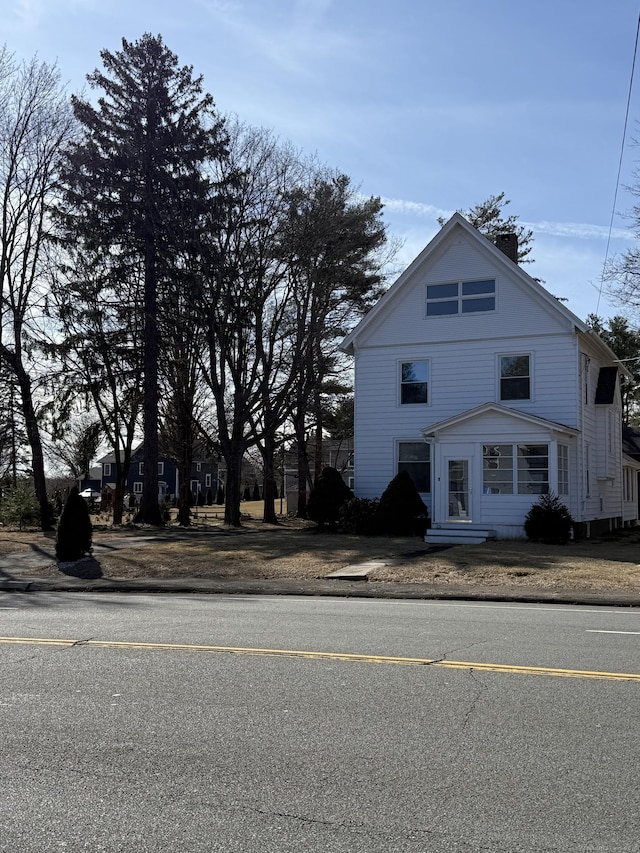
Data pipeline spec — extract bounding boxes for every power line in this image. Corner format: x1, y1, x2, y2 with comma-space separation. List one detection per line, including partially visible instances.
596, 11, 640, 315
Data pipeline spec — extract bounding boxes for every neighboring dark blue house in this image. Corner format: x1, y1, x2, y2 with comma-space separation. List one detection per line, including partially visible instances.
97, 445, 219, 505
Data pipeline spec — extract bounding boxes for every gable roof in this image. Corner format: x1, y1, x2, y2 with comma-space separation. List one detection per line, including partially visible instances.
421, 402, 580, 439
341, 212, 589, 354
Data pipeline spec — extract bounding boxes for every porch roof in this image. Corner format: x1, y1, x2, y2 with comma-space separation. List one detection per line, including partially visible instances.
421, 402, 580, 439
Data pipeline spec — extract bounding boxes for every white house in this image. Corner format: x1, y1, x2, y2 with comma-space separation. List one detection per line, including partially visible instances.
341, 213, 635, 543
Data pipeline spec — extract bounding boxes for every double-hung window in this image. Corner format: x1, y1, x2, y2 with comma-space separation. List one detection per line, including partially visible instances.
398, 442, 430, 492
400, 361, 429, 404
500, 354, 531, 401
426, 279, 495, 316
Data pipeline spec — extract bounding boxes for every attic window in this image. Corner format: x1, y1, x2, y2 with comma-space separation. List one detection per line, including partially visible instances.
426, 279, 495, 316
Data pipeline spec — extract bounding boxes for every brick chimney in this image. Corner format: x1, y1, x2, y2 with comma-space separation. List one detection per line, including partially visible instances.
494, 232, 518, 263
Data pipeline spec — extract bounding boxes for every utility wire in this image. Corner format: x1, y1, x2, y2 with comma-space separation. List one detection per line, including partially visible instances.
596, 11, 640, 315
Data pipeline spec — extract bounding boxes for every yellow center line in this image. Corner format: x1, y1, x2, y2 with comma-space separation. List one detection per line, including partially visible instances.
1, 636, 639, 682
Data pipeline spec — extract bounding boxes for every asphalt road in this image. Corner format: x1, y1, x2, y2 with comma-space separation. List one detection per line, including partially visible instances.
2, 592, 640, 852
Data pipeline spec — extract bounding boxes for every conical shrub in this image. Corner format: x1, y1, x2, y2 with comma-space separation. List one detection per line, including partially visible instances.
308, 467, 353, 529
375, 470, 429, 536
55, 485, 93, 561
524, 492, 573, 543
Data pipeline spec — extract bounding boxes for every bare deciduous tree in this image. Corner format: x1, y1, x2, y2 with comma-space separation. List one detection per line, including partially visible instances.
0, 49, 75, 528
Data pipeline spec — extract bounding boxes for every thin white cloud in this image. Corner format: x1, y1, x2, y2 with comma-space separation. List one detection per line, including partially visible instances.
8, 0, 101, 33
196, 0, 357, 77
11, 0, 42, 29
522, 220, 634, 241
381, 196, 635, 242
381, 198, 452, 221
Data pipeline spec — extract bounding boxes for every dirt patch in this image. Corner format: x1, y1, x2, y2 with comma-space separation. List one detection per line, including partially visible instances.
1, 506, 640, 597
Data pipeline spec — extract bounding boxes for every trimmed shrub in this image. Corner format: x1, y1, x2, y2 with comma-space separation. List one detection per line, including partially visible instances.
216, 485, 224, 505
160, 496, 172, 523
252, 482, 261, 501
308, 467, 353, 529
338, 497, 380, 535
375, 470, 429, 536
206, 488, 213, 506
243, 485, 251, 501
524, 492, 573, 544
55, 485, 93, 561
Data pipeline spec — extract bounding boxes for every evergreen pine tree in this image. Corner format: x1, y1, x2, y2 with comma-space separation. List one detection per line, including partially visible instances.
55, 485, 93, 561
57, 34, 227, 526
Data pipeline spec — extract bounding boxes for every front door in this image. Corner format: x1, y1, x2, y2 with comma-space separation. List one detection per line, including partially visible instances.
447, 458, 471, 521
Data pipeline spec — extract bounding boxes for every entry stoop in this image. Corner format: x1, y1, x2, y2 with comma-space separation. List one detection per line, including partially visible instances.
426, 527, 497, 545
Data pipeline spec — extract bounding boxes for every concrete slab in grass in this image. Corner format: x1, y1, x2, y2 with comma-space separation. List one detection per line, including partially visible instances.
324, 561, 387, 581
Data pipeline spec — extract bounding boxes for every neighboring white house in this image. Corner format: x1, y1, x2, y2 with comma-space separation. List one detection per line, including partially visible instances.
341, 213, 635, 543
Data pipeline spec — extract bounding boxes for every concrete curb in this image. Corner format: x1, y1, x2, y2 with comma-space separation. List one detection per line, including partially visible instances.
1, 575, 639, 608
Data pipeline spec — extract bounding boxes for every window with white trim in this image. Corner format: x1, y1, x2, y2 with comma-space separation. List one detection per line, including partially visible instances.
158, 462, 164, 475
517, 445, 549, 494
500, 354, 531, 401
624, 468, 635, 502
557, 445, 569, 496
397, 441, 430, 493
482, 445, 514, 494
482, 443, 549, 495
103, 463, 111, 477
400, 360, 429, 404
138, 462, 144, 475
133, 481, 143, 494
205, 473, 212, 488
426, 279, 495, 316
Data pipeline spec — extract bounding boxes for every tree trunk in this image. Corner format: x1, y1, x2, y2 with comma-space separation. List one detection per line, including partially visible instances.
294, 412, 312, 519
14, 362, 50, 530
177, 455, 192, 527
112, 472, 126, 525
136, 237, 163, 525
111, 441, 133, 525
262, 429, 278, 524
223, 448, 243, 526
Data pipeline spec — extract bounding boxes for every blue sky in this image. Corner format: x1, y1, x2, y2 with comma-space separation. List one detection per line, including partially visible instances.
4, 0, 640, 322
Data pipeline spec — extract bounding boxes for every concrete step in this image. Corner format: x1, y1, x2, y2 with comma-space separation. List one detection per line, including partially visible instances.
426, 527, 496, 545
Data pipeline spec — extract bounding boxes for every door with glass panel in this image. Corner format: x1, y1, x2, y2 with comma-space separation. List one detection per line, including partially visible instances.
447, 458, 471, 520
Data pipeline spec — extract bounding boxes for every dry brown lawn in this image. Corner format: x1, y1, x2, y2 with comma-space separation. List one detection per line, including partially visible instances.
1, 501, 640, 597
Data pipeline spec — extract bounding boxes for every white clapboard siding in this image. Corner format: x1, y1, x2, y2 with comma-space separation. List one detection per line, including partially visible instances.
345, 213, 632, 534
354, 233, 574, 351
